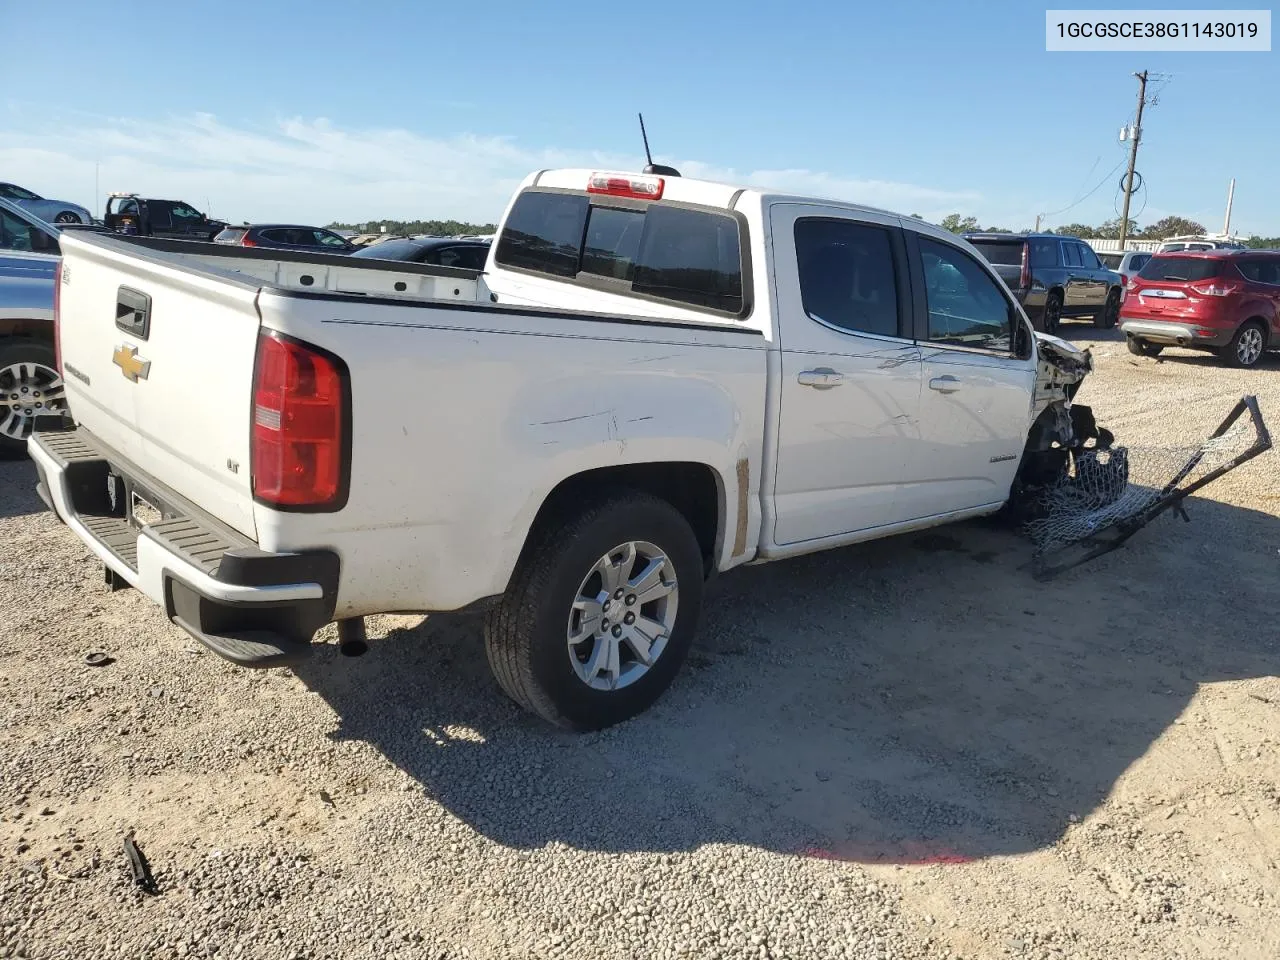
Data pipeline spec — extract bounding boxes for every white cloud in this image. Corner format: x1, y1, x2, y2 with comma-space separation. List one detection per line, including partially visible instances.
0, 112, 983, 226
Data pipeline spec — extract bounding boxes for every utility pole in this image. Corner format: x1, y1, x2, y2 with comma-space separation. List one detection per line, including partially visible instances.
1223, 178, 1236, 236
1118, 70, 1148, 251
1034, 213, 1042, 232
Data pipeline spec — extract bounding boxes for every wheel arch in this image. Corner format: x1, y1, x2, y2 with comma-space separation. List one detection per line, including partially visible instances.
518, 461, 728, 583
1239, 314, 1271, 346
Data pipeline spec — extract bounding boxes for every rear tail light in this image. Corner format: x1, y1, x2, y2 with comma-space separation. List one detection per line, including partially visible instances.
1188, 280, 1239, 297
52, 261, 63, 376
1019, 243, 1031, 290
586, 172, 664, 201
240, 235, 257, 247
251, 331, 349, 510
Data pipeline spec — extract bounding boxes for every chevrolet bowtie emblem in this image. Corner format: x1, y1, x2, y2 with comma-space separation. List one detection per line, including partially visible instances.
112, 345, 150, 383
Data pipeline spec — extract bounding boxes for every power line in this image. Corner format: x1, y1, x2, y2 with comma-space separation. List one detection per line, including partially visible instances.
1042, 158, 1127, 219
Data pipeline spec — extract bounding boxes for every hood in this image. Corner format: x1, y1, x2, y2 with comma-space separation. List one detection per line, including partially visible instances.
1033, 332, 1091, 413
1035, 331, 1092, 376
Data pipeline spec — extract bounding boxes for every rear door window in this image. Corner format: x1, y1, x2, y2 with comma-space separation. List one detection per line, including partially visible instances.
147, 202, 173, 229
794, 218, 900, 338
495, 190, 746, 315
1129, 253, 1151, 271
1029, 238, 1058, 267
1138, 257, 1223, 282
1061, 242, 1081, 267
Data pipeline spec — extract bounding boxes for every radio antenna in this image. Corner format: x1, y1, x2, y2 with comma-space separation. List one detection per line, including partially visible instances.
639, 112, 655, 168
637, 113, 681, 178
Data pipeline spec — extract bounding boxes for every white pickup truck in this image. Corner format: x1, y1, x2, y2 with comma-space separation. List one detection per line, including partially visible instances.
33, 167, 1094, 730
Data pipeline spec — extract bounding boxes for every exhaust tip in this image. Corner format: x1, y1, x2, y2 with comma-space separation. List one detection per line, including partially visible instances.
337, 617, 368, 658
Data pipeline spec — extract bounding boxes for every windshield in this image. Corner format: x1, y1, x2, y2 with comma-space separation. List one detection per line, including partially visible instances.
0, 184, 41, 201
1097, 253, 1123, 269
1137, 256, 1223, 283
967, 241, 1024, 266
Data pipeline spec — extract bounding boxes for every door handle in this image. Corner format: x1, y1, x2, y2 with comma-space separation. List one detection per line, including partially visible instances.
797, 368, 844, 389
929, 375, 961, 393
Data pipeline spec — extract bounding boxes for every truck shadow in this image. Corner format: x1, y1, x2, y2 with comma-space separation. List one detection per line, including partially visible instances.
0, 460, 47, 519
296, 495, 1280, 864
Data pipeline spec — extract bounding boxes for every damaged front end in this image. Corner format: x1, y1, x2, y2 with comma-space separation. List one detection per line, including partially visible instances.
1011, 334, 1272, 578
1013, 332, 1104, 502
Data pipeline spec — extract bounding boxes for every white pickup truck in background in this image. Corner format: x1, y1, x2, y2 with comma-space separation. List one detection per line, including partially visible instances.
32, 166, 1094, 730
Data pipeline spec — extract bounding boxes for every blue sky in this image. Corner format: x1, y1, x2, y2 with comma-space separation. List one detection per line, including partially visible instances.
2, 0, 1276, 234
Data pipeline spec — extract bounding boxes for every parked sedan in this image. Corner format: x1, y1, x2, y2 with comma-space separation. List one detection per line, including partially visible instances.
213, 224, 356, 253
350, 236, 490, 269
0, 182, 93, 225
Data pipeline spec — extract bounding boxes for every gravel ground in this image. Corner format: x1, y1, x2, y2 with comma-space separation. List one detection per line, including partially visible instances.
2, 327, 1279, 960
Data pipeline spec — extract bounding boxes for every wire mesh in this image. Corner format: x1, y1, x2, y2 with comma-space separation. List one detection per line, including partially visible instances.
1025, 418, 1257, 560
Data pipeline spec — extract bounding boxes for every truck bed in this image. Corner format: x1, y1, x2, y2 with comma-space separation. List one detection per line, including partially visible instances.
52, 231, 767, 616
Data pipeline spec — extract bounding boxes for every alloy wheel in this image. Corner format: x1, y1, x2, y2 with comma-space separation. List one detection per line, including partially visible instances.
566, 540, 679, 691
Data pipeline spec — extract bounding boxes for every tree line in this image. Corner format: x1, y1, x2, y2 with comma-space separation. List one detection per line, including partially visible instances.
326, 219, 498, 237
918, 212, 1280, 249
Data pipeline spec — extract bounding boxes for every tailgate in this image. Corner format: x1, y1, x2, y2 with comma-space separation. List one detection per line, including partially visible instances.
57, 232, 261, 538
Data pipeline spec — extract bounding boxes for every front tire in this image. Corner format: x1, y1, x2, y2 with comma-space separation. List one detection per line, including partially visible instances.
0, 339, 66, 459
1095, 290, 1120, 329
1221, 321, 1266, 368
485, 491, 704, 731
53, 211, 83, 224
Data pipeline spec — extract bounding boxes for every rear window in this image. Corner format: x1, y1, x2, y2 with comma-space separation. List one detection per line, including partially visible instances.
1137, 256, 1224, 282
495, 191, 589, 277
967, 241, 1023, 266
351, 238, 424, 261
495, 190, 746, 316
1097, 253, 1122, 269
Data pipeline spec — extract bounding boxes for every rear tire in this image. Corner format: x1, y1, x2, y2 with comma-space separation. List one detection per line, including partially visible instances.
484, 491, 704, 731
1126, 336, 1163, 358
1220, 321, 1266, 368
0, 339, 65, 459
1094, 290, 1120, 329
1041, 292, 1063, 334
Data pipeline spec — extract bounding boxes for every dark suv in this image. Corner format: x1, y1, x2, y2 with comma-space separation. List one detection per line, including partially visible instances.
104, 194, 227, 241
964, 233, 1123, 332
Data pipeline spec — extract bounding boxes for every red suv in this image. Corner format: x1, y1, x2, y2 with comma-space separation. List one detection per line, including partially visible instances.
1120, 250, 1280, 367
